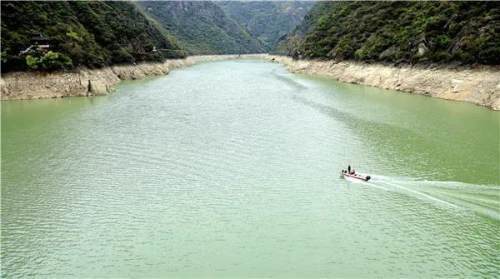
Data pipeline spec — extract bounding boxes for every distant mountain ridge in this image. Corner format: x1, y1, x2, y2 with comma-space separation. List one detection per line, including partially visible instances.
137, 1, 313, 55
136, 1, 265, 55
217, 1, 314, 51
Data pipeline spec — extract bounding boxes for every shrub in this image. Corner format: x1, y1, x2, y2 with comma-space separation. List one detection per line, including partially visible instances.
25, 55, 40, 70
478, 46, 500, 65
40, 51, 73, 70
435, 35, 451, 49
111, 48, 135, 64
1, 51, 6, 63
25, 51, 73, 71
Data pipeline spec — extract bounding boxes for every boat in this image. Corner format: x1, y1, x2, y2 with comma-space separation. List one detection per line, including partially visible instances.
341, 170, 371, 182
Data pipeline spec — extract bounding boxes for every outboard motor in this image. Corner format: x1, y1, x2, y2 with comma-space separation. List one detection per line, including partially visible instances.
365, 175, 371, 181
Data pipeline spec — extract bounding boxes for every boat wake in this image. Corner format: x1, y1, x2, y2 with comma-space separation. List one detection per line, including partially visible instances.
362, 175, 500, 220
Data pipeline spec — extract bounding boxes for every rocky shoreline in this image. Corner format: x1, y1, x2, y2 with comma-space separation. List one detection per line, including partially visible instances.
0, 55, 263, 101
268, 55, 500, 110
1, 54, 499, 110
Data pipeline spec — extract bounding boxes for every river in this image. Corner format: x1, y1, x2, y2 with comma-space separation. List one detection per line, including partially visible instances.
2, 59, 499, 277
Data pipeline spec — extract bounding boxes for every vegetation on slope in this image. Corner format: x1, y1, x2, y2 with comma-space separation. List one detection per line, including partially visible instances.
137, 1, 264, 55
282, 2, 500, 65
217, 1, 313, 51
1, 1, 186, 72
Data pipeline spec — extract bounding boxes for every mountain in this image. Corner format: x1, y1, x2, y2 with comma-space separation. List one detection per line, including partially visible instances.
136, 1, 264, 55
1, 1, 186, 72
282, 1, 500, 65
217, 1, 314, 51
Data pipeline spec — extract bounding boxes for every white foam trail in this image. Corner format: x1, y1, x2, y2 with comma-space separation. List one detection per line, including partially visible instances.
366, 175, 500, 221
359, 181, 391, 191
386, 180, 459, 208
367, 175, 461, 208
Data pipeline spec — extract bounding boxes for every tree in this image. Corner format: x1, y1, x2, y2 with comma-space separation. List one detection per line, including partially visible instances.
25, 51, 73, 71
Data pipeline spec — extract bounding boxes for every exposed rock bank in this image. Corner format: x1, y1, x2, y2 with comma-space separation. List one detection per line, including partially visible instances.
267, 55, 500, 110
0, 55, 263, 100
2, 54, 499, 110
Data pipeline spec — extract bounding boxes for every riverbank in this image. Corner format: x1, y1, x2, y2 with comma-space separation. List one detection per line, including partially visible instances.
2, 54, 499, 110
267, 55, 500, 110
3, 58, 498, 277
0, 54, 264, 100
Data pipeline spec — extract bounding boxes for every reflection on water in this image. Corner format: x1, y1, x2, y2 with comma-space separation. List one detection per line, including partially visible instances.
2, 60, 499, 277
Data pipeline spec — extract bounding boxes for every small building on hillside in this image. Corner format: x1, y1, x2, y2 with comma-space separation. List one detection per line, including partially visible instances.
19, 33, 51, 56
31, 33, 51, 50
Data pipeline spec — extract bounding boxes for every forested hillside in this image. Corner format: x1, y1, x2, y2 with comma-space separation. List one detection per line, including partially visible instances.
137, 1, 264, 55
217, 1, 313, 51
282, 1, 500, 65
1, 0, 315, 73
1, 1, 186, 72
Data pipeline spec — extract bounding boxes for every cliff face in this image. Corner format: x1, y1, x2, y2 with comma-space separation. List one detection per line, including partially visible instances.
269, 56, 500, 110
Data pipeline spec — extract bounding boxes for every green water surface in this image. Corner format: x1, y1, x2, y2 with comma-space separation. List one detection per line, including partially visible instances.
2, 60, 499, 277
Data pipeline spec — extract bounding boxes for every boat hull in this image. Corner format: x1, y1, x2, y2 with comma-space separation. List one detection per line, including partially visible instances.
341, 172, 371, 182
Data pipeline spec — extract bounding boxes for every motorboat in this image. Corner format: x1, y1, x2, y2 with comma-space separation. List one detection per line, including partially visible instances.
341, 170, 371, 181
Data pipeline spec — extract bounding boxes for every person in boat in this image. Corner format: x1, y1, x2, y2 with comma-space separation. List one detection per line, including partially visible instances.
347, 165, 356, 175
